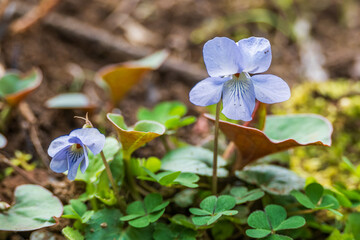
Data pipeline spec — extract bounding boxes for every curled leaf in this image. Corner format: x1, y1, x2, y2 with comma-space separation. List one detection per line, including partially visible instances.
205, 114, 332, 167
96, 50, 168, 103
107, 113, 165, 158
0, 68, 42, 106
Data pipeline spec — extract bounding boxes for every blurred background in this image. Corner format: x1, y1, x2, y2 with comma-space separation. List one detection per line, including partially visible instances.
1, 0, 360, 187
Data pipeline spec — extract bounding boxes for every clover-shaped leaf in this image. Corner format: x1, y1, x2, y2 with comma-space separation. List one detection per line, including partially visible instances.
246, 205, 305, 240
230, 187, 265, 204
137, 101, 196, 132
161, 146, 228, 177
0, 68, 42, 106
85, 208, 153, 240
120, 193, 169, 228
190, 195, 238, 226
138, 168, 200, 188
0, 185, 63, 231
236, 165, 304, 195
107, 113, 165, 159
291, 183, 341, 216
153, 222, 197, 240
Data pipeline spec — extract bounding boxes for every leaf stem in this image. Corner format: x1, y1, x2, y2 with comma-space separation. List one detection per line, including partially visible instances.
212, 101, 221, 195
123, 153, 141, 200
100, 151, 126, 213
288, 208, 317, 216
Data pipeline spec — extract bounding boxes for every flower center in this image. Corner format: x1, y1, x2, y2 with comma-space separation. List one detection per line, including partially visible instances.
70, 143, 82, 152
232, 72, 250, 81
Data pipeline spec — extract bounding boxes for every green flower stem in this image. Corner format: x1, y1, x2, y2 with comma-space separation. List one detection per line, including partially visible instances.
123, 152, 141, 200
0, 105, 12, 132
212, 101, 221, 195
89, 198, 98, 211
100, 151, 126, 212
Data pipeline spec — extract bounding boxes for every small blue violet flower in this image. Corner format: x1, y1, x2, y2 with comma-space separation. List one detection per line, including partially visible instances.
48, 128, 106, 180
189, 37, 291, 121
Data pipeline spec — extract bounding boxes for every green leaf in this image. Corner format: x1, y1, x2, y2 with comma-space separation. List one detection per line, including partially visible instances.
265, 234, 292, 240
154, 222, 197, 240
189, 208, 211, 216
45, 93, 95, 110
264, 114, 332, 146
158, 171, 182, 185
137, 101, 196, 130
265, 205, 287, 230
192, 216, 211, 226
236, 165, 305, 195
191, 195, 238, 226
85, 208, 122, 240
247, 211, 271, 230
0, 185, 63, 231
161, 146, 228, 177
247, 204, 305, 239
0, 68, 42, 105
173, 172, 200, 188
319, 195, 340, 209
211, 221, 235, 240
327, 229, 354, 240
246, 229, 271, 238
274, 216, 306, 231
230, 187, 265, 204
107, 113, 165, 158
344, 212, 360, 240
200, 196, 217, 213
215, 195, 236, 214
76, 137, 120, 183
290, 191, 316, 209
170, 214, 197, 230
121, 194, 168, 228
62, 226, 84, 240
0, 133, 7, 149
305, 183, 324, 205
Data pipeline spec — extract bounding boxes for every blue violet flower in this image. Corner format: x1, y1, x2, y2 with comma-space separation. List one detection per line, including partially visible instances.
48, 128, 106, 180
189, 36, 291, 121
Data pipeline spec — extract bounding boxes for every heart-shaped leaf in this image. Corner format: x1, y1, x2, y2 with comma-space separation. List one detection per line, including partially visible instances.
137, 101, 196, 131
236, 165, 305, 195
96, 50, 168, 103
107, 113, 165, 159
0, 133, 7, 149
246, 204, 305, 239
161, 146, 228, 177
0, 184, 63, 231
205, 114, 332, 168
45, 93, 95, 110
190, 195, 238, 226
120, 193, 169, 228
0, 68, 42, 106
230, 187, 265, 204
